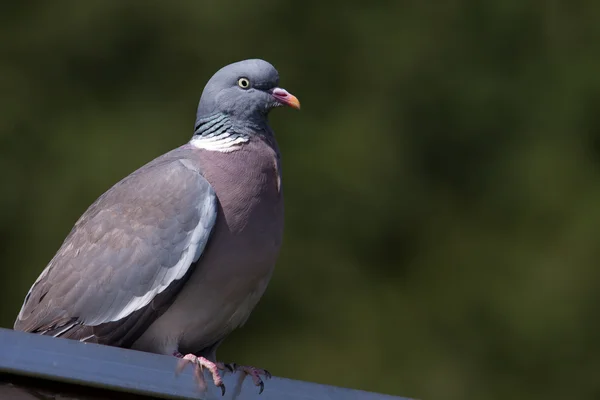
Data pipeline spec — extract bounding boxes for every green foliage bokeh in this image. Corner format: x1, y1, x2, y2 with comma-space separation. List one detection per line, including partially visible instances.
1, 1, 600, 399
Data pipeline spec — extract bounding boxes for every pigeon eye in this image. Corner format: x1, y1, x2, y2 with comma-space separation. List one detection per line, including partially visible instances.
237, 78, 250, 89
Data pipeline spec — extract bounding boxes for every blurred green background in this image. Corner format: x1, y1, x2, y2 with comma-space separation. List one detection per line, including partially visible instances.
2, 1, 600, 399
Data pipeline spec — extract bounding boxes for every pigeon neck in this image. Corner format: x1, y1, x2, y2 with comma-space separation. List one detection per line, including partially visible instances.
190, 113, 251, 153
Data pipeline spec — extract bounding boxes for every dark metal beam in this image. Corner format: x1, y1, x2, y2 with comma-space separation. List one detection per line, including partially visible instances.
0, 328, 411, 400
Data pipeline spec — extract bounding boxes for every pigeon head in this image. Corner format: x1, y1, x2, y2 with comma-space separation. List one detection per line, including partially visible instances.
196, 59, 300, 129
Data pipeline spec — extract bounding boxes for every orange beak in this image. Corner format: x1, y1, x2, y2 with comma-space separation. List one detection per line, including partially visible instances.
271, 87, 301, 110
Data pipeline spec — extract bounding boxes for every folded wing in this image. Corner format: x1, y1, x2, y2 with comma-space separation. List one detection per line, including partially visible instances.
14, 155, 217, 347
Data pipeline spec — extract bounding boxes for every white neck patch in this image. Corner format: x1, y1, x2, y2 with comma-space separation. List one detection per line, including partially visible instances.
189, 132, 250, 153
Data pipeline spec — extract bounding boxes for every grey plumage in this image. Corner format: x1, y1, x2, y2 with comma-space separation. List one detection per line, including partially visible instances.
14, 59, 299, 379
16, 153, 217, 346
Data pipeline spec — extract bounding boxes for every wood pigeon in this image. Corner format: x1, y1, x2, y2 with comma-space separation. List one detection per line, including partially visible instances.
14, 59, 300, 395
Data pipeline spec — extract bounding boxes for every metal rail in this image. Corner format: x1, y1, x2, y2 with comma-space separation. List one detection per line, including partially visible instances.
0, 328, 411, 400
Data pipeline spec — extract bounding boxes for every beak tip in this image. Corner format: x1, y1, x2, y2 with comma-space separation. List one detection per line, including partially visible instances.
289, 97, 301, 110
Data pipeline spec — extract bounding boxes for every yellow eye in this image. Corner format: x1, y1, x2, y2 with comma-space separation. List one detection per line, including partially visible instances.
237, 78, 250, 89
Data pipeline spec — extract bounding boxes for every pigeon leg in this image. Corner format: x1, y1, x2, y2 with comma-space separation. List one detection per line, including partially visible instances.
223, 363, 272, 394
174, 352, 226, 396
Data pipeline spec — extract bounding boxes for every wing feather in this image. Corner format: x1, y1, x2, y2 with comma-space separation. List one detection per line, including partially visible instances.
14, 153, 217, 347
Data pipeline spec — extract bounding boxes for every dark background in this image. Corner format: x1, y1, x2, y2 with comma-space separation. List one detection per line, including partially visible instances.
2, 2, 600, 399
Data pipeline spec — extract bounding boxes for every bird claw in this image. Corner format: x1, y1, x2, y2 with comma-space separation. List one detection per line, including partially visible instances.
222, 363, 271, 394
175, 353, 226, 396
183, 355, 270, 395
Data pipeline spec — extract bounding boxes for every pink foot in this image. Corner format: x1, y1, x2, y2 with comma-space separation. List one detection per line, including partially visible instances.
221, 362, 271, 394
175, 352, 226, 396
